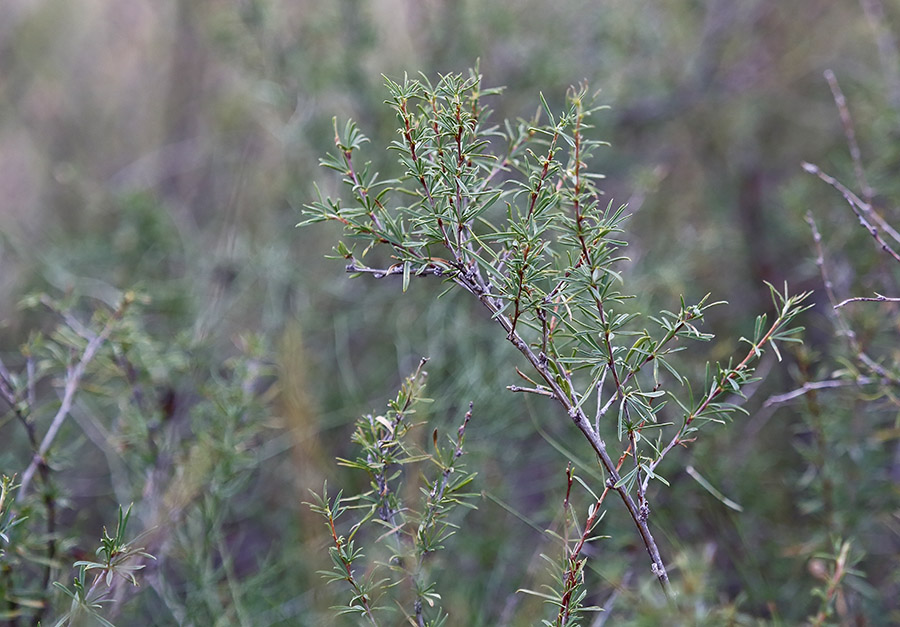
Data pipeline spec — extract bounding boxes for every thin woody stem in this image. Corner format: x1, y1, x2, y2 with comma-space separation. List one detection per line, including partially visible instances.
803, 161, 900, 253
557, 427, 639, 625
456, 266, 671, 590
350, 257, 671, 590
18, 295, 133, 502
805, 211, 900, 384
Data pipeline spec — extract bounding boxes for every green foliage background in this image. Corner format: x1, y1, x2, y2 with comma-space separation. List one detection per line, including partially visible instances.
0, 1, 898, 624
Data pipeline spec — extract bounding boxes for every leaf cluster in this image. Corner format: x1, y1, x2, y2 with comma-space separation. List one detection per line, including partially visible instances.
52, 504, 152, 627
305, 360, 477, 626
301, 69, 811, 599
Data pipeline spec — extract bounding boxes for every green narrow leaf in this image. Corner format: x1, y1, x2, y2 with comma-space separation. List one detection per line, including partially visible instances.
685, 465, 743, 512
538, 92, 555, 125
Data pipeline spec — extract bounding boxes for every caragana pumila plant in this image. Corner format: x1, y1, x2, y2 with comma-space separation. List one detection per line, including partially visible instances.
306, 359, 476, 626
300, 69, 810, 601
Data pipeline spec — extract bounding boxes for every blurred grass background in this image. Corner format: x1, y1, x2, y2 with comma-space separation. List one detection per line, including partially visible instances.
1, 0, 898, 624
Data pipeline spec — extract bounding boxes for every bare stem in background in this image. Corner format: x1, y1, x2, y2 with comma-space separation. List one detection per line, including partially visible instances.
823, 69, 873, 204
802, 162, 900, 254
859, 0, 900, 123
804, 211, 900, 385
17, 295, 132, 502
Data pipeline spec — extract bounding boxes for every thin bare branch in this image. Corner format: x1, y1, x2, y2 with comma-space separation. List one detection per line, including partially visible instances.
803, 161, 900, 251
764, 378, 876, 407
506, 384, 555, 398
860, 0, 900, 121
835, 293, 900, 308
824, 69, 873, 203
346, 260, 453, 279
17, 297, 131, 502
805, 211, 900, 384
